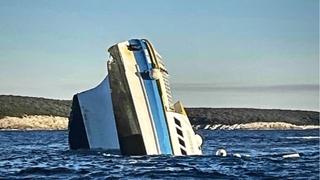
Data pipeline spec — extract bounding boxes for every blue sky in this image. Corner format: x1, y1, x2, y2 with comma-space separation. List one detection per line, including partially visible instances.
0, 0, 319, 110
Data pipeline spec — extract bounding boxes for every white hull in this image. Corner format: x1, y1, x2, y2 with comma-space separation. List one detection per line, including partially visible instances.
69, 39, 202, 155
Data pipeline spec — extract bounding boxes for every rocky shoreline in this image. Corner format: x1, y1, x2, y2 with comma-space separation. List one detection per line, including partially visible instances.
0, 95, 319, 130
194, 122, 320, 130
0, 115, 319, 131
0, 115, 68, 130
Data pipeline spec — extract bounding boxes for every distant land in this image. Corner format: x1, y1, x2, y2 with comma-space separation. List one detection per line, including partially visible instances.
0, 95, 319, 130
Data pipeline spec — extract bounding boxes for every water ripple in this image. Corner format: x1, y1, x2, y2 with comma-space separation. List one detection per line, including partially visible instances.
0, 130, 319, 179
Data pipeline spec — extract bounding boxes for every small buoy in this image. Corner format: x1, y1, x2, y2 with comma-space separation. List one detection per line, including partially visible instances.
216, 149, 227, 157
233, 153, 241, 158
282, 153, 300, 159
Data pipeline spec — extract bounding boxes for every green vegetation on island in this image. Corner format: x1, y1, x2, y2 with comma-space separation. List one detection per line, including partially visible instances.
0, 95, 319, 126
186, 108, 319, 126
0, 95, 71, 119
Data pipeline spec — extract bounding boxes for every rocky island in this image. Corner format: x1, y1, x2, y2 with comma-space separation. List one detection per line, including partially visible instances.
0, 95, 319, 130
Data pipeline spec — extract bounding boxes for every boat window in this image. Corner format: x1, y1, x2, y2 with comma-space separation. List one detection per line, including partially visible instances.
174, 118, 181, 127
180, 148, 187, 155
178, 138, 186, 147
176, 128, 183, 137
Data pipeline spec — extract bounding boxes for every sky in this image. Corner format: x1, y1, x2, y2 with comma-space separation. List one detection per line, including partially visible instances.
0, 0, 319, 111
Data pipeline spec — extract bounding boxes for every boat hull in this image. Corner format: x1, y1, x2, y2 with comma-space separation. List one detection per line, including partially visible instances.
68, 39, 202, 156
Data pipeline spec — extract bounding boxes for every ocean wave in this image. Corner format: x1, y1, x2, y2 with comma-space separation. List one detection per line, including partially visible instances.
0, 130, 319, 179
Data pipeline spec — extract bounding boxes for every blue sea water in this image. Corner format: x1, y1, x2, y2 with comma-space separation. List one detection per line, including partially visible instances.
0, 130, 319, 179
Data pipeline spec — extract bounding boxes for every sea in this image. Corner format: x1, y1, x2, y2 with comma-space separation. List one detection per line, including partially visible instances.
0, 130, 319, 179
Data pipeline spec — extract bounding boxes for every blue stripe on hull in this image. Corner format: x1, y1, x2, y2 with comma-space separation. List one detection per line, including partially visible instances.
129, 39, 173, 154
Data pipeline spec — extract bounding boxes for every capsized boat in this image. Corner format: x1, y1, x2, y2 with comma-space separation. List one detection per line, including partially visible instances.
68, 39, 202, 155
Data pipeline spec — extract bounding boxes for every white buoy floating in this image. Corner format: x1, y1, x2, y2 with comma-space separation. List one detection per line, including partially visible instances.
216, 148, 227, 157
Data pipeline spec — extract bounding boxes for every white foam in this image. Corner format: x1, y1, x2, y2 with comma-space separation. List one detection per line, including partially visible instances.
233, 153, 241, 158
282, 153, 300, 159
286, 136, 320, 139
